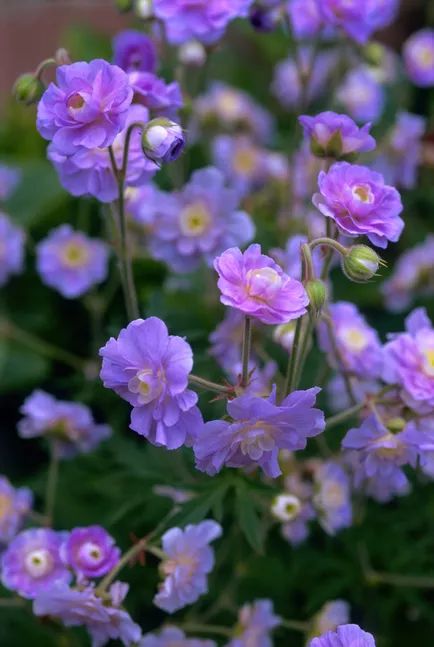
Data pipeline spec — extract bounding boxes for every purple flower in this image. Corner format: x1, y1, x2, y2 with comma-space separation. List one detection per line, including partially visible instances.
61, 526, 120, 579
286, 0, 323, 40
113, 29, 157, 73
142, 118, 185, 164
99, 317, 202, 449
381, 235, 434, 312
36, 225, 109, 298
214, 244, 308, 325
33, 581, 141, 647
313, 462, 352, 535
282, 502, 315, 546
0, 476, 32, 544
227, 599, 281, 647
317, 302, 383, 379
154, 520, 222, 613
154, 0, 253, 45
311, 600, 350, 637
313, 162, 404, 249
140, 627, 216, 647
1, 528, 70, 599
337, 68, 384, 123
18, 390, 111, 459
129, 71, 183, 119
372, 112, 426, 189
0, 212, 25, 286
149, 167, 255, 273
194, 387, 324, 478
319, 0, 398, 44
37, 59, 133, 153
0, 164, 21, 200
299, 112, 376, 160
403, 29, 434, 87
48, 104, 158, 203
211, 134, 266, 197
309, 624, 376, 647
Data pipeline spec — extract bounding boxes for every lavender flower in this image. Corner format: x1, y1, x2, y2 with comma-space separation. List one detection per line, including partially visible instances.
214, 244, 309, 325
317, 302, 383, 379
33, 581, 141, 647
129, 71, 183, 119
309, 623, 376, 647
0, 212, 25, 286
319, 0, 398, 44
36, 225, 109, 298
313, 462, 352, 535
286, 0, 323, 40
153, 0, 253, 45
1, 528, 70, 598
149, 167, 254, 273
299, 112, 376, 160
18, 390, 111, 458
310, 600, 350, 637
99, 317, 202, 449
211, 134, 266, 197
61, 526, 120, 579
194, 387, 325, 478
337, 68, 384, 123
227, 599, 281, 647
313, 162, 404, 249
154, 520, 222, 613
141, 118, 185, 164
209, 309, 247, 372
113, 29, 157, 73
282, 502, 315, 546
37, 59, 133, 153
403, 29, 434, 87
0, 476, 32, 544
0, 164, 21, 200
140, 627, 216, 647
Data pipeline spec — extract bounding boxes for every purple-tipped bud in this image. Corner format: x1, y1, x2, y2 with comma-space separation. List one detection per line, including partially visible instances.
342, 245, 381, 282
13, 73, 44, 105
141, 118, 185, 164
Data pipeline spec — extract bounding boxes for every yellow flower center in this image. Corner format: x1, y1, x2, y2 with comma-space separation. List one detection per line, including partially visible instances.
422, 348, 434, 377
339, 327, 368, 352
217, 92, 242, 120
416, 45, 434, 68
61, 241, 89, 268
352, 184, 374, 204
179, 202, 211, 237
233, 147, 258, 175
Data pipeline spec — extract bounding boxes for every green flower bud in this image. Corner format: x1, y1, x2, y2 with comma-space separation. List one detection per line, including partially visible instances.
13, 73, 44, 105
386, 417, 406, 434
342, 245, 383, 283
305, 279, 327, 316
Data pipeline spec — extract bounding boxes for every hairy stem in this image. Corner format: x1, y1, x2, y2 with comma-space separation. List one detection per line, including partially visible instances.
189, 374, 231, 395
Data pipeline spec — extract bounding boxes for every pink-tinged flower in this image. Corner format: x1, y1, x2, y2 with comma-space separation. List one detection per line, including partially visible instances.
140, 626, 216, 647
113, 29, 157, 73
319, 0, 398, 44
154, 520, 222, 613
129, 71, 183, 119
313, 461, 352, 535
309, 624, 376, 647
18, 390, 111, 459
310, 600, 350, 637
317, 302, 383, 379
381, 235, 434, 312
214, 244, 309, 325
99, 317, 202, 449
61, 526, 120, 579
403, 29, 434, 87
383, 308, 434, 413
153, 0, 253, 45
36, 225, 109, 298
313, 162, 404, 249
33, 581, 141, 647
37, 59, 133, 153
194, 387, 324, 478
299, 112, 376, 160
0, 476, 32, 544
48, 104, 158, 203
0, 164, 21, 200
337, 68, 384, 124
227, 599, 281, 647
0, 212, 25, 286
1, 528, 70, 599
149, 167, 254, 273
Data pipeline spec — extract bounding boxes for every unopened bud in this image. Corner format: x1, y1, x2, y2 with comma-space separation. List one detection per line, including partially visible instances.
134, 0, 153, 18
249, 6, 281, 32
13, 73, 44, 105
115, 0, 134, 12
386, 417, 406, 434
178, 40, 207, 67
342, 245, 382, 283
55, 48, 71, 66
306, 279, 327, 316
141, 118, 185, 164
271, 494, 301, 522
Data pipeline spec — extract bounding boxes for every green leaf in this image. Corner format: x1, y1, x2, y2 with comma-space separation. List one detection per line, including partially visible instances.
235, 482, 265, 554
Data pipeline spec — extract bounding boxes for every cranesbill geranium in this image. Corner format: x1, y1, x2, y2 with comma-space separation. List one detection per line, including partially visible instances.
99, 317, 202, 449
113, 29, 157, 73
227, 599, 281, 647
319, 0, 398, 44
129, 71, 183, 119
194, 387, 324, 477
309, 624, 376, 647
214, 244, 309, 325
337, 68, 385, 124
313, 461, 352, 535
403, 29, 434, 87
313, 162, 404, 248
61, 526, 120, 579
140, 626, 216, 647
0, 476, 32, 544
299, 111, 376, 160
0, 212, 25, 286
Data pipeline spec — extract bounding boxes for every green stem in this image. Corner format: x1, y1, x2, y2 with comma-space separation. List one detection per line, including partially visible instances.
178, 623, 232, 638
325, 402, 365, 430
310, 237, 348, 256
283, 315, 304, 396
98, 540, 165, 593
45, 442, 59, 526
241, 316, 252, 387
34, 57, 56, 81
189, 374, 231, 395
280, 618, 310, 632
0, 597, 26, 608
293, 315, 315, 390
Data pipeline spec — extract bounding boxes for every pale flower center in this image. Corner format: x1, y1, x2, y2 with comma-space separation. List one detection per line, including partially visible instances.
375, 432, 404, 459
239, 421, 276, 460
352, 184, 374, 204
0, 493, 12, 521
80, 541, 103, 563
422, 348, 434, 377
179, 202, 211, 237
233, 148, 257, 175
24, 548, 53, 578
162, 553, 198, 584
217, 92, 242, 120
61, 241, 90, 268
246, 267, 282, 301
320, 481, 346, 508
416, 45, 434, 68
128, 368, 163, 405
67, 92, 85, 112
338, 327, 368, 352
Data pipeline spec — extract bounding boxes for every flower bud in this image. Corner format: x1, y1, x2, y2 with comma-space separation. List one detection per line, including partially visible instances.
141, 118, 185, 164
115, 0, 133, 12
271, 494, 301, 522
178, 40, 207, 67
305, 279, 327, 317
134, 0, 153, 18
386, 417, 406, 434
249, 6, 281, 32
13, 73, 44, 105
341, 245, 382, 283
55, 48, 71, 66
